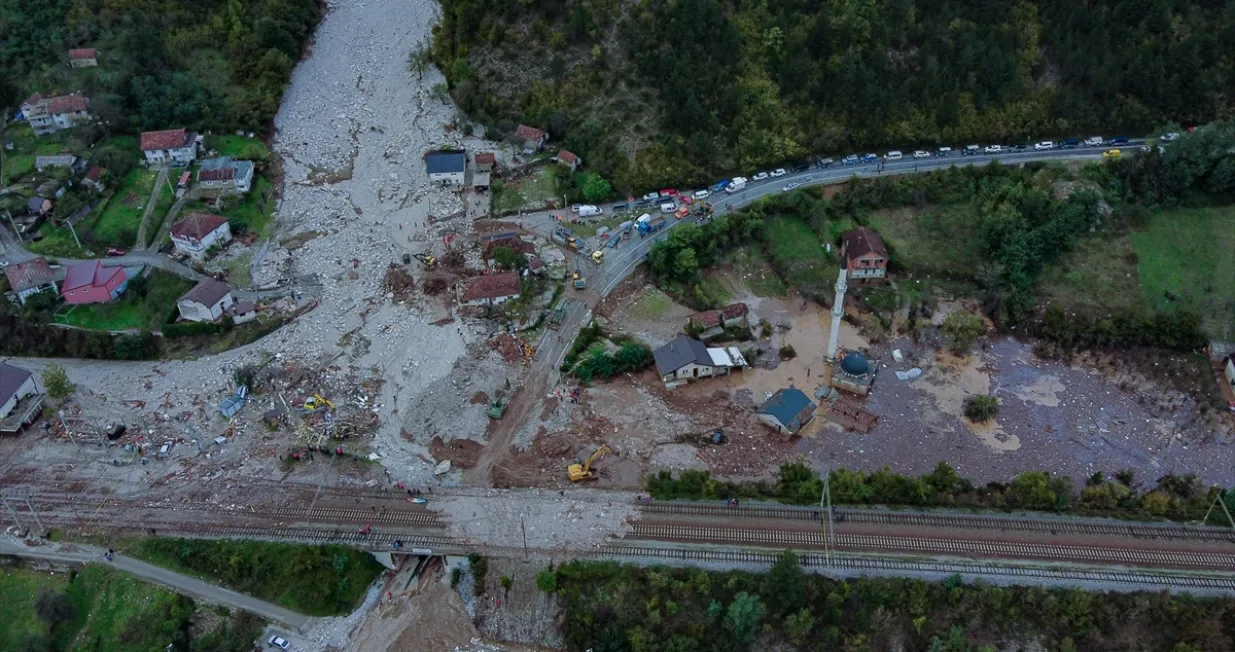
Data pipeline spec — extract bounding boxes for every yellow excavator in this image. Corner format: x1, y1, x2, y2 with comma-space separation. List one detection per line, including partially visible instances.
303, 394, 335, 411
568, 445, 611, 482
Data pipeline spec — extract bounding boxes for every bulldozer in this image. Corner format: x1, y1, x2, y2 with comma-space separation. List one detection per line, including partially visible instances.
568, 444, 611, 482
302, 394, 335, 411
487, 397, 507, 419
412, 252, 437, 269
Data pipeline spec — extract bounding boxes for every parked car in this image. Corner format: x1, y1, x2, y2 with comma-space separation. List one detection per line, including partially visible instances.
612, 203, 629, 212
1084, 136, 1104, 147
268, 636, 291, 650
711, 180, 731, 193
884, 151, 903, 161
693, 189, 709, 200
105, 248, 126, 257
659, 202, 676, 213
816, 157, 834, 168
576, 205, 602, 217
1033, 141, 1054, 151
913, 150, 930, 159
1102, 149, 1121, 159
641, 192, 659, 201
937, 147, 953, 157
1060, 139, 1080, 149
1011, 144, 1027, 152
842, 155, 859, 165
983, 144, 1002, 154
771, 168, 787, 177
752, 171, 770, 181
659, 188, 679, 198
1161, 132, 1181, 141
963, 145, 980, 156
1106, 137, 1129, 146
860, 153, 878, 163
781, 182, 801, 192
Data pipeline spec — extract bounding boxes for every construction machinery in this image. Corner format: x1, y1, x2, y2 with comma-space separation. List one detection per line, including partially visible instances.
487, 397, 507, 419
548, 301, 566, 329
568, 444, 611, 481
591, 250, 604, 265
573, 262, 586, 290
302, 394, 335, 411
412, 252, 437, 269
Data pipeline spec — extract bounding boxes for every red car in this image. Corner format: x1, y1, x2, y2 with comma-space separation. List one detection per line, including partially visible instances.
659, 188, 679, 198
106, 248, 126, 257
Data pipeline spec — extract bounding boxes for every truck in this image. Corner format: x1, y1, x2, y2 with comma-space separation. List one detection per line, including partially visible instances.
591, 249, 605, 264
726, 177, 747, 193
638, 214, 667, 235
573, 262, 586, 289
548, 301, 566, 329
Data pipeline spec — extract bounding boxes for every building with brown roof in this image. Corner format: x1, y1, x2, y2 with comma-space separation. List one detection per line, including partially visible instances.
21, 92, 91, 136
177, 278, 235, 322
4, 257, 57, 304
140, 128, 199, 165
555, 149, 581, 171
461, 272, 522, 307
68, 48, 98, 67
840, 227, 888, 283
515, 124, 548, 153
720, 302, 750, 327
474, 152, 495, 172
84, 166, 105, 192
482, 236, 536, 265
196, 157, 254, 194
170, 213, 232, 260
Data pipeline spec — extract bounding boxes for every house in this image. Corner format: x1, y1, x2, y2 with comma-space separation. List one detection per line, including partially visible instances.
225, 300, 257, 325
721, 303, 750, 328
140, 128, 199, 165
34, 154, 79, 172
61, 260, 127, 304
461, 272, 522, 307
515, 124, 548, 154
426, 151, 466, 185
555, 149, 581, 171
68, 48, 98, 67
21, 93, 91, 135
840, 227, 888, 283
830, 351, 876, 396
652, 335, 747, 388
482, 234, 536, 265
688, 310, 724, 339
84, 166, 105, 192
474, 152, 495, 173
4, 257, 57, 304
177, 278, 235, 322
27, 197, 52, 216
756, 388, 817, 435
197, 157, 255, 194
0, 362, 44, 434
170, 213, 232, 260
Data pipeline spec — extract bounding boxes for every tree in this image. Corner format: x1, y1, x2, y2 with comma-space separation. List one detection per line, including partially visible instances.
43, 365, 76, 400
780, 344, 797, 359
536, 569, 557, 593
35, 591, 77, 625
940, 310, 987, 353
500, 575, 513, 595
964, 395, 999, 422
580, 173, 611, 202
762, 550, 806, 616
491, 246, 525, 269
928, 627, 972, 652
784, 608, 815, 647
723, 592, 765, 643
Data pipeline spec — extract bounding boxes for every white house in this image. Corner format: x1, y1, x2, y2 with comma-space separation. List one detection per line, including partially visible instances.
21, 93, 91, 136
140, 128, 199, 165
652, 335, 747, 388
0, 362, 43, 433
197, 157, 255, 194
461, 272, 521, 307
170, 213, 232, 260
426, 151, 466, 185
177, 278, 234, 322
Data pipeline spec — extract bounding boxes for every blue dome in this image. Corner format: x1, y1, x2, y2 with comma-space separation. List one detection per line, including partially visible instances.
840, 353, 869, 375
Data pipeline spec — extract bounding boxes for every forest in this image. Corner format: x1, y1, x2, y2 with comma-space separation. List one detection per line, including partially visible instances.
431, 0, 1235, 190
545, 554, 1234, 652
0, 0, 319, 133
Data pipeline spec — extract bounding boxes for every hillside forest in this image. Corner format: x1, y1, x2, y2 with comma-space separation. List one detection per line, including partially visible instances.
0, 0, 320, 133
431, 0, 1235, 190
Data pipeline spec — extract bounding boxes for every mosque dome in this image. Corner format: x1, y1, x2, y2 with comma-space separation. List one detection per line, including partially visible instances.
840, 352, 869, 375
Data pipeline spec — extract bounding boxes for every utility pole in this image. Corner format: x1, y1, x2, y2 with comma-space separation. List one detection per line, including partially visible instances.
4, 210, 19, 243
1, 495, 26, 533
1202, 490, 1235, 529
819, 468, 835, 568
24, 497, 46, 537
65, 217, 82, 248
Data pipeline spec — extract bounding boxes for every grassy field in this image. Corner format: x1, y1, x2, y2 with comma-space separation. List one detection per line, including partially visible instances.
762, 216, 837, 297
26, 222, 88, 258
142, 180, 177, 247
90, 168, 159, 247
56, 272, 191, 331
865, 204, 984, 280
204, 134, 271, 160
494, 166, 558, 213
1038, 205, 1235, 336
626, 286, 675, 320
721, 244, 789, 298
126, 537, 384, 616
0, 564, 262, 652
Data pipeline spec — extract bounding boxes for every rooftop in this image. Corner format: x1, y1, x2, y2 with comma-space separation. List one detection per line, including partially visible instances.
474, 152, 495, 165
653, 335, 711, 376
557, 149, 579, 165
62, 260, 120, 292
171, 213, 228, 240
4, 257, 55, 292
68, 48, 97, 59
690, 310, 721, 328
721, 302, 749, 319
46, 95, 87, 114
757, 388, 816, 431
516, 124, 545, 142
180, 278, 232, 307
141, 128, 191, 151
425, 151, 466, 175
462, 272, 521, 302
841, 227, 887, 260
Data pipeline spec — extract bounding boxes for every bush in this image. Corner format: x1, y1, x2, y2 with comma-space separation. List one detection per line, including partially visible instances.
964, 395, 1000, 422
468, 553, 489, 595
34, 591, 77, 625
779, 344, 797, 359
536, 568, 558, 593
941, 310, 987, 353
42, 365, 76, 400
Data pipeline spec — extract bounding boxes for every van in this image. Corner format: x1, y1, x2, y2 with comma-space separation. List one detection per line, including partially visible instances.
660, 202, 676, 214
1059, 139, 1079, 149
963, 145, 980, 156
612, 203, 629, 213
938, 147, 953, 157
577, 205, 602, 217
884, 151, 903, 161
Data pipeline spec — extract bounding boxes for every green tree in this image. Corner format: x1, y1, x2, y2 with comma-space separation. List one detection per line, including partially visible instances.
42, 365, 76, 400
723, 592, 765, 643
536, 569, 557, 593
675, 248, 699, 281
761, 550, 806, 616
941, 310, 987, 353
580, 173, 612, 202
784, 608, 815, 647
964, 395, 1000, 422
491, 246, 525, 269
928, 627, 972, 652
34, 591, 77, 626
499, 575, 513, 595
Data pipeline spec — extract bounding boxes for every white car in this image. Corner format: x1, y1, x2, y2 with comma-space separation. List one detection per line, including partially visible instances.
937, 147, 953, 157
770, 168, 787, 177
781, 182, 801, 192
1034, 141, 1054, 151
641, 192, 659, 201
1162, 132, 1181, 141
983, 144, 1002, 154
912, 150, 930, 159
884, 151, 903, 161
693, 189, 709, 199
752, 171, 769, 181
268, 635, 291, 650
1084, 136, 1104, 147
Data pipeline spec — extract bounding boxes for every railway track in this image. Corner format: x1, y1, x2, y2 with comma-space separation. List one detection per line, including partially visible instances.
638, 502, 1235, 543
628, 523, 1235, 570
599, 544, 1235, 593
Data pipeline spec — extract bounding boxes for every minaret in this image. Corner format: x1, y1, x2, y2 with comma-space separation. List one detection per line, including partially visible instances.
827, 266, 847, 360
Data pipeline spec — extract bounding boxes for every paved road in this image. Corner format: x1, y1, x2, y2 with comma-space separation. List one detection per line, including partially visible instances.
0, 538, 312, 630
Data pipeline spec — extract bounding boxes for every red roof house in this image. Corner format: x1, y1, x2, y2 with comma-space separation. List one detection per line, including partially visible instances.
170, 213, 232, 259
515, 124, 547, 152
46, 95, 88, 114
555, 149, 581, 171
689, 310, 721, 329
474, 152, 495, 172
4, 257, 57, 304
461, 272, 522, 306
721, 302, 749, 327
69, 48, 97, 59
61, 260, 127, 304
140, 128, 190, 151
840, 227, 888, 283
